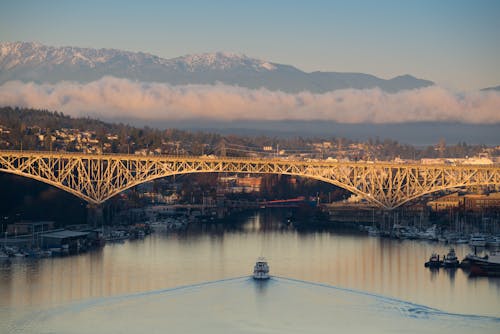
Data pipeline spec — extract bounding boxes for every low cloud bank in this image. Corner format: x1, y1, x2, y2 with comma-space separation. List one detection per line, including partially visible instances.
0, 77, 499, 123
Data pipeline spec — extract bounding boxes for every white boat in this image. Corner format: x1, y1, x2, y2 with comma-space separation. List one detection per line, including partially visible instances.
149, 221, 167, 231
455, 236, 469, 244
106, 230, 128, 242
418, 225, 438, 241
437, 235, 448, 243
35, 249, 53, 258
395, 226, 418, 239
486, 236, 500, 248
470, 234, 487, 247
253, 257, 270, 280
367, 226, 380, 237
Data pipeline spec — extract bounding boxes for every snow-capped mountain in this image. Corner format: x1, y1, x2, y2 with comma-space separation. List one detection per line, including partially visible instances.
0, 42, 433, 92
0, 42, 276, 72
170, 52, 277, 72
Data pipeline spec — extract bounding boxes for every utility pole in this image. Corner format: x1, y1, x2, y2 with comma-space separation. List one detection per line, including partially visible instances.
219, 140, 226, 157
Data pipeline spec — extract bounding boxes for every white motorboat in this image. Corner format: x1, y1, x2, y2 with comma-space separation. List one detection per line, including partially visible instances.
486, 236, 500, 248
253, 257, 270, 280
367, 226, 380, 237
455, 236, 469, 244
470, 234, 487, 247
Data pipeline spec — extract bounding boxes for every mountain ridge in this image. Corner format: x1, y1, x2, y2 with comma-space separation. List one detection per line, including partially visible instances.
481, 85, 500, 92
0, 41, 434, 93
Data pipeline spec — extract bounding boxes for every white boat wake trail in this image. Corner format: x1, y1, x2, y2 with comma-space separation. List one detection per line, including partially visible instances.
6, 276, 500, 334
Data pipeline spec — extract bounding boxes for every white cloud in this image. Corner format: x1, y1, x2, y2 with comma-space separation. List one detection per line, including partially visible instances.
0, 76, 499, 123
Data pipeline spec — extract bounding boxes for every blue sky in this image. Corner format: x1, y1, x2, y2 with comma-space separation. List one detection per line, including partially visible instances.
1, 0, 499, 90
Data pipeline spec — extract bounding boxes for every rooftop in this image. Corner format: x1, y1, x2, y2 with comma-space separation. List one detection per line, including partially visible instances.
41, 230, 89, 239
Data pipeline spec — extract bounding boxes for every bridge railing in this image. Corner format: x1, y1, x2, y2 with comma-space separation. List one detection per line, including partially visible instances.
0, 149, 499, 168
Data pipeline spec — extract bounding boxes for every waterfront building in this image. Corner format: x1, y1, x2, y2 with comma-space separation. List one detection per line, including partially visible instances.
427, 193, 461, 211
235, 175, 262, 193
6, 221, 54, 236
427, 192, 500, 212
41, 230, 90, 251
218, 174, 262, 193
463, 193, 500, 211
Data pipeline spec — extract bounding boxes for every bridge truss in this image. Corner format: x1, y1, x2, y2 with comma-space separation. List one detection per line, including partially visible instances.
1, 151, 499, 209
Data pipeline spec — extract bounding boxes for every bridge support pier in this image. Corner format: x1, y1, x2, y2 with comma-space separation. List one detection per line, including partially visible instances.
87, 204, 104, 227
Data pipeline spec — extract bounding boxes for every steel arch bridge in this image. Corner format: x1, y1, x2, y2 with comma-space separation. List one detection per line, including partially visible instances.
0, 150, 499, 209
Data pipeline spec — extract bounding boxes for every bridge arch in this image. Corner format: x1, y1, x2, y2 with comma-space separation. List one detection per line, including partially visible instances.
97, 170, 386, 207
0, 168, 96, 203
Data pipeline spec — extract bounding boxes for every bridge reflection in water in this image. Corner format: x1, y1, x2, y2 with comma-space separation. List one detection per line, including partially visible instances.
0, 150, 499, 209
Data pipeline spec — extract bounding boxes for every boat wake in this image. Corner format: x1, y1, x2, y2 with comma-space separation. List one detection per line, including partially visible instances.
273, 276, 500, 322
5, 276, 500, 334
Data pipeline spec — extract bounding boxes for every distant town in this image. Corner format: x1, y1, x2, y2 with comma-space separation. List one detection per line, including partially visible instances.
1, 107, 499, 162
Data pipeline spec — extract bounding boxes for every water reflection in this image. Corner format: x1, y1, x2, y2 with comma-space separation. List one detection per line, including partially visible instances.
253, 279, 270, 296
0, 209, 499, 320
444, 267, 457, 283
428, 267, 440, 282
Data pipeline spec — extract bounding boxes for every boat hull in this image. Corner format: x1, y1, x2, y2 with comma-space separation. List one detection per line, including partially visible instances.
253, 273, 270, 280
470, 263, 500, 277
443, 260, 459, 268
424, 261, 442, 268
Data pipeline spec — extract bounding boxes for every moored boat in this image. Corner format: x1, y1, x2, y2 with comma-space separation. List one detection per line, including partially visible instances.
460, 253, 488, 268
105, 230, 128, 242
469, 252, 500, 277
367, 226, 380, 237
455, 236, 469, 244
253, 257, 270, 280
470, 234, 487, 247
418, 225, 438, 241
443, 248, 459, 268
486, 236, 500, 248
424, 253, 442, 268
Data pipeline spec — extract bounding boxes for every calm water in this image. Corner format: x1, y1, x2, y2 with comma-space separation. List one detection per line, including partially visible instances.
1, 210, 499, 333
